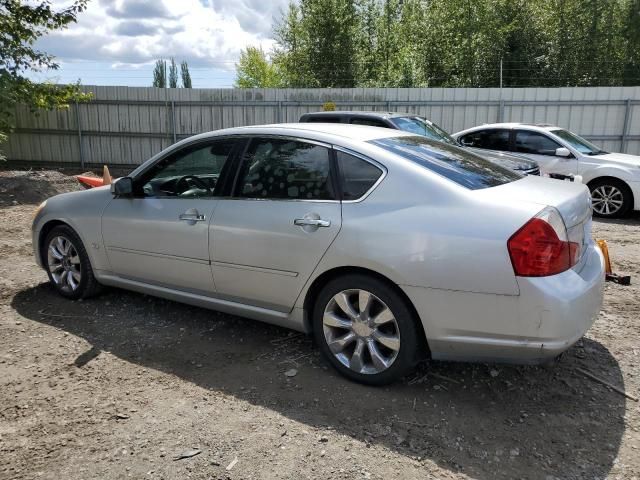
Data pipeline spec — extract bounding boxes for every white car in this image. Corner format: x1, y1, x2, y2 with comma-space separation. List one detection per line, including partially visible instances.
32, 124, 604, 384
453, 123, 640, 218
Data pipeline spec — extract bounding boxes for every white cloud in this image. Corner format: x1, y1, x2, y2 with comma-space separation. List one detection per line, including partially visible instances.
37, 0, 290, 70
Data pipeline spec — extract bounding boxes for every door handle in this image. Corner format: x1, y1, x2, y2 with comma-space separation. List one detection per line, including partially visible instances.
179, 212, 206, 222
294, 218, 330, 228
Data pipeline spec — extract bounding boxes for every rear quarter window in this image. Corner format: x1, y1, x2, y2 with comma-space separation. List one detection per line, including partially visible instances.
336, 151, 383, 200
370, 136, 521, 190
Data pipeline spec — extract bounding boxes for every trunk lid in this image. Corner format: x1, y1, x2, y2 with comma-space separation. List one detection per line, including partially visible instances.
477, 175, 592, 228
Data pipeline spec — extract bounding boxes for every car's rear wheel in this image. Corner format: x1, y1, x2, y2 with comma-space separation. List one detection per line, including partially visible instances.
313, 274, 421, 385
589, 178, 633, 218
44, 225, 101, 300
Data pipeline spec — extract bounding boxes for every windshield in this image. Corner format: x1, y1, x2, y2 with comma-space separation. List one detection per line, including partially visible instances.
370, 135, 521, 190
552, 129, 608, 155
389, 117, 458, 145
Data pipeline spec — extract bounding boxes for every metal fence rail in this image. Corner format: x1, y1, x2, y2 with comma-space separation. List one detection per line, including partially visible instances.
5, 86, 640, 168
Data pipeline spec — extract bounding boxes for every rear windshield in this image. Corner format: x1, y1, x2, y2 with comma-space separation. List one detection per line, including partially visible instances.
369, 136, 521, 190
389, 116, 458, 145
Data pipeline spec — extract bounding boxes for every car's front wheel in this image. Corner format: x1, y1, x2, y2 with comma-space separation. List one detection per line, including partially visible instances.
589, 178, 633, 218
313, 274, 422, 385
43, 225, 102, 300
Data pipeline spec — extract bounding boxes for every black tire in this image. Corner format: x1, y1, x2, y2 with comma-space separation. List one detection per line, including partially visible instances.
312, 274, 422, 385
588, 178, 633, 218
42, 225, 102, 300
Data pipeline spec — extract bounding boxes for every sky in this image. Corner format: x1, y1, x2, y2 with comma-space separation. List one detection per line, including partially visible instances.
30, 0, 290, 88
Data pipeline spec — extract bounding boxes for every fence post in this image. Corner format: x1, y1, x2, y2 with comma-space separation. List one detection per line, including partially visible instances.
498, 99, 505, 123
278, 100, 283, 122
74, 100, 84, 169
621, 99, 631, 153
171, 100, 177, 144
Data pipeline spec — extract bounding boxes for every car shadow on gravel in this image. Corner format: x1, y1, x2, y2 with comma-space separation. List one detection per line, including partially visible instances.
12, 284, 626, 480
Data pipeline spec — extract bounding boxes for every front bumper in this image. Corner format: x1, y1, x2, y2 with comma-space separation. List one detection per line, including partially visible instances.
401, 242, 605, 364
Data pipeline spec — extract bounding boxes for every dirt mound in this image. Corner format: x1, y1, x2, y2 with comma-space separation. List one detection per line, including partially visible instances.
0, 169, 85, 206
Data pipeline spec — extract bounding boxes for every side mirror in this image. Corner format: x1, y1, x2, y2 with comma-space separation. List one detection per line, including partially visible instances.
111, 177, 133, 197
555, 147, 572, 158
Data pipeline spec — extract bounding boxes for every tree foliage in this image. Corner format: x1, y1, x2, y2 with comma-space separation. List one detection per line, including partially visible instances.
153, 58, 193, 88
180, 61, 192, 88
152, 59, 166, 87
234, 46, 282, 88
168, 57, 178, 88
0, 0, 91, 157
241, 0, 640, 88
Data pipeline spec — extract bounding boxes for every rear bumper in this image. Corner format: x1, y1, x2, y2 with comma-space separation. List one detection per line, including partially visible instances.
402, 242, 605, 364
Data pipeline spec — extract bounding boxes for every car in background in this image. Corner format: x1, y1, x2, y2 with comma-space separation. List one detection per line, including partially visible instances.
33, 123, 604, 385
299, 111, 540, 176
453, 123, 640, 218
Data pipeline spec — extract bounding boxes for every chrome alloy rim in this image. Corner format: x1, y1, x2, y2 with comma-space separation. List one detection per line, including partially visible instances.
592, 185, 623, 216
47, 236, 81, 292
323, 289, 400, 374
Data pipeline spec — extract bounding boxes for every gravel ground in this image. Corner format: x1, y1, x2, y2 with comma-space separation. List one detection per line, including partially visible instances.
0, 169, 639, 480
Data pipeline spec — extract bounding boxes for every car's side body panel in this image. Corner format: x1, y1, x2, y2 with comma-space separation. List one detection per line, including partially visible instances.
209, 198, 342, 312
33, 186, 113, 272
101, 197, 218, 295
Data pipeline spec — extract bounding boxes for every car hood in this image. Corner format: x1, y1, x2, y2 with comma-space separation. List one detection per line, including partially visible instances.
589, 152, 640, 167
466, 147, 538, 171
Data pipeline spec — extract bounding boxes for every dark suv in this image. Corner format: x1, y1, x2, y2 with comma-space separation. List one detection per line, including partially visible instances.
299, 111, 540, 175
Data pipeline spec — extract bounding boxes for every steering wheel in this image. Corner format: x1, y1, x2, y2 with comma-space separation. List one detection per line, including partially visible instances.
175, 175, 211, 196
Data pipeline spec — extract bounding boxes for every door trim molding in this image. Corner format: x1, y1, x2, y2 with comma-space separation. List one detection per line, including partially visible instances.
212, 260, 299, 277
106, 245, 210, 265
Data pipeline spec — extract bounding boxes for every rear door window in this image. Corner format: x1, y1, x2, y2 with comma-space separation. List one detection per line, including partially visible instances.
459, 129, 510, 151
514, 130, 561, 156
370, 136, 520, 190
336, 150, 383, 200
235, 138, 336, 200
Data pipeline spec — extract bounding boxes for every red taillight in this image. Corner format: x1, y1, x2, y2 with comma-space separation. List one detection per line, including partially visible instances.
508, 208, 580, 277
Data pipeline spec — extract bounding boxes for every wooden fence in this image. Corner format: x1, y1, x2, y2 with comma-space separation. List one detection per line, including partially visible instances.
4, 85, 640, 168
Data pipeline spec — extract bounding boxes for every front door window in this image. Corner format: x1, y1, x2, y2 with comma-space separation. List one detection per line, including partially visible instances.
514, 131, 561, 156
138, 139, 236, 198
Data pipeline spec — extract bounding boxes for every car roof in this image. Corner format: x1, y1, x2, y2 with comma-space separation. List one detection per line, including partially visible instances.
182, 122, 413, 144
456, 123, 562, 134
129, 123, 429, 179
300, 111, 415, 119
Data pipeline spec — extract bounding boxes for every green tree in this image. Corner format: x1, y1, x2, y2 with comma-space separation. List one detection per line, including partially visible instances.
273, 0, 359, 87
272, 3, 312, 87
180, 60, 192, 88
152, 59, 166, 87
234, 46, 282, 88
0, 0, 91, 158
270, 0, 635, 88
623, 0, 640, 85
168, 57, 178, 88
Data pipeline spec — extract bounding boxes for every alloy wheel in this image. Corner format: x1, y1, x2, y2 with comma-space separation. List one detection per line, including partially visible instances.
591, 185, 624, 216
47, 235, 82, 293
322, 289, 400, 375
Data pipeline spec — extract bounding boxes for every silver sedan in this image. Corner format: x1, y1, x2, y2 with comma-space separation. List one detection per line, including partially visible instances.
32, 124, 605, 385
